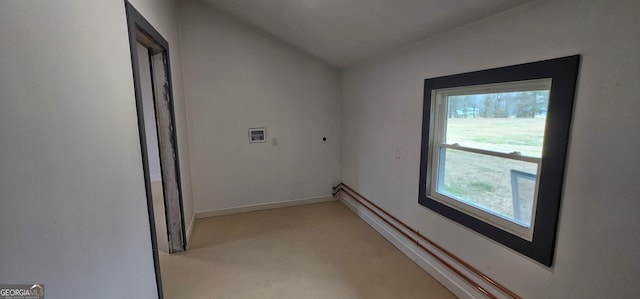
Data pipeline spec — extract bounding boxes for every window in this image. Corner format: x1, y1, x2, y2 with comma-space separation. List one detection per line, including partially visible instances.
419, 56, 580, 266
429, 79, 551, 240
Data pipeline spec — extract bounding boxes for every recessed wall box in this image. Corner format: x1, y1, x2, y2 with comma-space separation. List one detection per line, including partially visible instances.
249, 127, 266, 143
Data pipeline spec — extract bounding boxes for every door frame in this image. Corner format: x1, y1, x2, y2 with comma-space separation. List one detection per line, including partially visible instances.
125, 2, 187, 297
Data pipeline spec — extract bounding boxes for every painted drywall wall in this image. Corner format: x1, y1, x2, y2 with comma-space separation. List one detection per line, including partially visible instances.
137, 43, 162, 182
179, 0, 341, 213
341, 0, 640, 297
0, 1, 160, 298
0, 0, 193, 297
128, 0, 196, 239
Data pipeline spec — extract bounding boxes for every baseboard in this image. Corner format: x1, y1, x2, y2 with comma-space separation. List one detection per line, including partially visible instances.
185, 214, 195, 249
195, 195, 336, 219
338, 193, 481, 299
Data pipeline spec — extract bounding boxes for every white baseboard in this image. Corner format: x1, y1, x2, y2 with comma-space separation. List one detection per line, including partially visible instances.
195, 195, 336, 219
338, 193, 484, 299
185, 214, 195, 249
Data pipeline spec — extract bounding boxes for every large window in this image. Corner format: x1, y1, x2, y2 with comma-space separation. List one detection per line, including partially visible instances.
419, 56, 580, 266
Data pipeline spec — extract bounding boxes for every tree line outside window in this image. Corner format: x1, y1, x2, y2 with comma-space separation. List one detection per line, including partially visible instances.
447, 91, 549, 119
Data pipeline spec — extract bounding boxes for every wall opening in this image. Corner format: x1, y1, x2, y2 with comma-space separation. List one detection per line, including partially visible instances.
125, 2, 187, 297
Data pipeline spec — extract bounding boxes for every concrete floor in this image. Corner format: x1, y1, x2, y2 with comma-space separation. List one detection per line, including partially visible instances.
159, 200, 454, 299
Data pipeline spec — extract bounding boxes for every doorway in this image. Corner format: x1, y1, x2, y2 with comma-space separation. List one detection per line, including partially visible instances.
136, 42, 170, 254
125, 2, 187, 297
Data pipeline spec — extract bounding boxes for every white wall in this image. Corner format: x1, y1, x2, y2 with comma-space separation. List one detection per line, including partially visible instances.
179, 0, 341, 213
341, 0, 640, 297
137, 43, 162, 182
0, 0, 192, 297
0, 1, 153, 298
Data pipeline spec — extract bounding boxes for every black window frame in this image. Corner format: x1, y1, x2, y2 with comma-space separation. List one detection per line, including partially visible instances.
418, 55, 580, 266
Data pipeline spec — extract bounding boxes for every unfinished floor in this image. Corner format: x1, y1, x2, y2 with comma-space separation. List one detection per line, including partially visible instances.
159, 200, 454, 299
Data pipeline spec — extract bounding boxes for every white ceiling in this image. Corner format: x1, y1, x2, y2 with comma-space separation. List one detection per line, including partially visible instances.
203, 0, 534, 68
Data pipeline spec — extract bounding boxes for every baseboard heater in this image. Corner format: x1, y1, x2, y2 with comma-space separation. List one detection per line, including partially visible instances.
332, 183, 520, 299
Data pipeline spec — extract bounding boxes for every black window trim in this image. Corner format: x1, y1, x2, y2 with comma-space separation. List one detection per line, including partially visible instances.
418, 55, 580, 266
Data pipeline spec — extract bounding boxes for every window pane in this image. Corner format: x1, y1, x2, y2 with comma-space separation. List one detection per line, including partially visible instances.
437, 148, 538, 226
445, 90, 549, 157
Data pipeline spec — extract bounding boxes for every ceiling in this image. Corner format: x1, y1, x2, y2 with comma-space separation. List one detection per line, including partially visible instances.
203, 0, 534, 69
